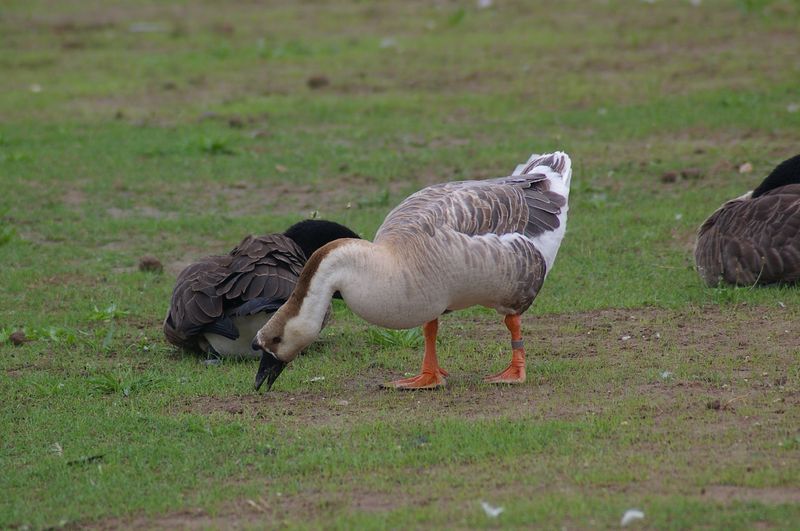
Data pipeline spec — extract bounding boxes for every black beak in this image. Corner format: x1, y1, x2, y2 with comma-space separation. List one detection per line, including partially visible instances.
254, 345, 287, 392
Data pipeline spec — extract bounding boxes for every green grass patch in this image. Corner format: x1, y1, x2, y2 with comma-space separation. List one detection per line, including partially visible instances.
1, 0, 799, 528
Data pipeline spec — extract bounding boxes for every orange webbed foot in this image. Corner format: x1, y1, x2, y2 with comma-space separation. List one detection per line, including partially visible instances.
486, 314, 527, 384
382, 368, 447, 390
483, 363, 526, 384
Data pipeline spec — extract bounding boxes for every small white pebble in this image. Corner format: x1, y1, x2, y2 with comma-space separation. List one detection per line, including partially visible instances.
660, 370, 673, 379
621, 508, 645, 526
307, 376, 325, 383
29, 84, 42, 93
476, 0, 493, 8
621, 335, 632, 341
655, 332, 661, 339
738, 162, 753, 173
787, 103, 799, 113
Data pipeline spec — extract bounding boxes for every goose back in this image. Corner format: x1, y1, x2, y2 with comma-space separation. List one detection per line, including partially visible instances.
695, 185, 800, 286
164, 234, 305, 351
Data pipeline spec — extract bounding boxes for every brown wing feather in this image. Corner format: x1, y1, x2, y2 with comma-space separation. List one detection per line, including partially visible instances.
375, 173, 564, 244
163, 234, 306, 351
695, 187, 800, 286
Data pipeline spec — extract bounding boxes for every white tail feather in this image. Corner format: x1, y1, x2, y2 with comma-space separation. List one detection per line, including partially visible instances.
512, 151, 572, 197
512, 151, 572, 275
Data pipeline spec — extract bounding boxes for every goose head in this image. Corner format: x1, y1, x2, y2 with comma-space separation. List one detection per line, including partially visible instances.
751, 154, 800, 198
251, 239, 348, 391
252, 304, 321, 391
284, 219, 360, 259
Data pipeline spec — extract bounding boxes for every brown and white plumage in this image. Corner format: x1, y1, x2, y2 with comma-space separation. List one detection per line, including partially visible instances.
373, 155, 569, 318
253, 152, 572, 390
695, 154, 800, 287
164, 220, 359, 358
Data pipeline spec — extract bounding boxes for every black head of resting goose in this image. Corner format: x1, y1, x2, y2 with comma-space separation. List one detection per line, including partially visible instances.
163, 219, 360, 359
252, 152, 572, 391
695, 154, 800, 287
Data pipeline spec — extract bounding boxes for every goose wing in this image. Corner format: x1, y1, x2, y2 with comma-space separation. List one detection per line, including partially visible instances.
696, 189, 800, 286
376, 156, 568, 242
163, 234, 305, 351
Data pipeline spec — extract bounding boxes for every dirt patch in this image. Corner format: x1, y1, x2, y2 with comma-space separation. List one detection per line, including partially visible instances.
63, 189, 86, 207
703, 485, 800, 505
107, 206, 177, 220
91, 508, 260, 531
82, 306, 800, 530
91, 484, 426, 530
176, 384, 550, 431
177, 305, 798, 432
188, 173, 407, 219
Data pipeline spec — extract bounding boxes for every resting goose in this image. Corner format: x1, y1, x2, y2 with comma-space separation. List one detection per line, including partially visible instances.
163, 219, 359, 359
253, 151, 572, 390
695, 154, 800, 286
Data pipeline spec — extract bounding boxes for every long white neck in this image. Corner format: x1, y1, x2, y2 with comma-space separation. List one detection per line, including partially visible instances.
293, 239, 441, 330
292, 240, 369, 331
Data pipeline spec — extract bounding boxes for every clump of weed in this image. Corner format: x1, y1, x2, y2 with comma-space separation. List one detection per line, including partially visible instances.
0, 211, 16, 246
367, 327, 423, 349
198, 136, 236, 155
86, 370, 163, 397
1, 325, 78, 345
707, 285, 748, 305
87, 303, 128, 322
446, 7, 466, 27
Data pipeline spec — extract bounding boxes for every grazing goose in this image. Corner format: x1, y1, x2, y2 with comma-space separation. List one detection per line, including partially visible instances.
163, 219, 359, 359
253, 151, 572, 391
695, 154, 800, 287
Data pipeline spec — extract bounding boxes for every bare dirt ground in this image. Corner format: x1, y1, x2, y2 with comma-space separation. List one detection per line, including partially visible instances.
87, 304, 799, 529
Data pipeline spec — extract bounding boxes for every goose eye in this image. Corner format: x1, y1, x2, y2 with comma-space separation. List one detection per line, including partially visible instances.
273, 336, 282, 344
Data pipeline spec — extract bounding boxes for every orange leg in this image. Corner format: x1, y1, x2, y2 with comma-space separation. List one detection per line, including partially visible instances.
484, 314, 526, 384
383, 319, 447, 389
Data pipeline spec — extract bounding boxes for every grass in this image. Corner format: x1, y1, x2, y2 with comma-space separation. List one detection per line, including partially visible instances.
1, 0, 799, 528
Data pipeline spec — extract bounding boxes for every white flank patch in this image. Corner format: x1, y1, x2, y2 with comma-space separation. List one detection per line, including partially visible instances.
204, 312, 272, 359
